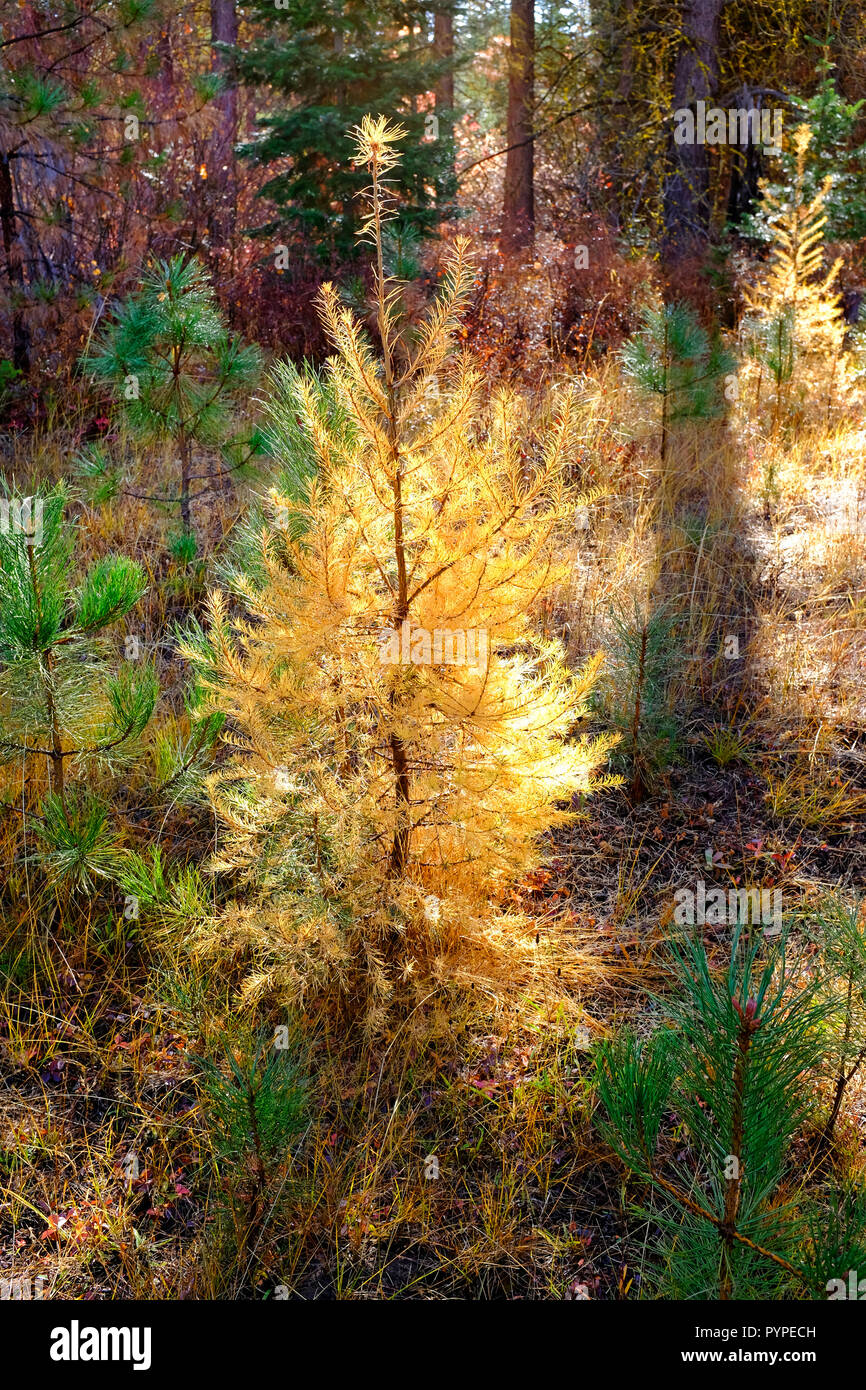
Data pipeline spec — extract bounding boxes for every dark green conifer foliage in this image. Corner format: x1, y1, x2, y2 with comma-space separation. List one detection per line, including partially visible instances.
196, 1026, 308, 1282
621, 301, 734, 465
231, 0, 458, 262
0, 484, 157, 890
595, 929, 866, 1299
84, 256, 262, 543
743, 57, 866, 243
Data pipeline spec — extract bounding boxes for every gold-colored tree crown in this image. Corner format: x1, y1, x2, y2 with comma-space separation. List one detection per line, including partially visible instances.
185, 117, 617, 1030
745, 124, 844, 355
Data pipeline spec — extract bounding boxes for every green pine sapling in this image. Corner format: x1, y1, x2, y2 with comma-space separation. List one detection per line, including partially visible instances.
621, 300, 734, 467
594, 600, 679, 803
746, 305, 794, 429
594, 928, 865, 1299
196, 1025, 308, 1283
0, 485, 157, 889
0, 484, 157, 803
83, 256, 262, 548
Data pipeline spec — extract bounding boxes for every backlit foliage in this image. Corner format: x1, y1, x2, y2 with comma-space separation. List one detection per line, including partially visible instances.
183, 117, 618, 1032
742, 125, 848, 424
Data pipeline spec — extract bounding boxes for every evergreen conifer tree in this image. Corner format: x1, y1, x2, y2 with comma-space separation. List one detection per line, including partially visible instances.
621, 300, 734, 466
0, 484, 157, 890
595, 928, 866, 1299
196, 1025, 308, 1282
594, 601, 679, 803
84, 257, 262, 547
231, 1, 458, 263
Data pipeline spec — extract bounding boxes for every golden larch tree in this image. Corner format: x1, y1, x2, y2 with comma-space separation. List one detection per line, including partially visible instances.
184, 117, 618, 1033
743, 124, 847, 424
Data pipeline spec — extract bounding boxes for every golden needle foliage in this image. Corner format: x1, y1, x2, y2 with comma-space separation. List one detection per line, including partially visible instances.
743, 125, 847, 417
183, 116, 618, 1033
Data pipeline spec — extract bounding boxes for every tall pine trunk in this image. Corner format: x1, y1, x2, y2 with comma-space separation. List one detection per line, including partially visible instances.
434, 9, 455, 110
662, 0, 724, 261
434, 6, 455, 181
501, 0, 535, 254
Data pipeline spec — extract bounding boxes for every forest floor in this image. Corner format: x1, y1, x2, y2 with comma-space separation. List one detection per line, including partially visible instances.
3, 723, 863, 1299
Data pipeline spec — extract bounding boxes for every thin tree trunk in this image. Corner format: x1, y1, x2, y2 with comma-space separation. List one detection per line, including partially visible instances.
661, 316, 670, 469
369, 149, 413, 880
825, 968, 855, 1139
27, 541, 64, 801
434, 5, 455, 182
0, 149, 30, 375
45, 651, 65, 805
628, 623, 648, 803
209, 0, 238, 262
433, 4, 456, 198
501, 0, 535, 254
434, 9, 455, 111
179, 433, 192, 535
726, 88, 763, 228
616, 0, 635, 106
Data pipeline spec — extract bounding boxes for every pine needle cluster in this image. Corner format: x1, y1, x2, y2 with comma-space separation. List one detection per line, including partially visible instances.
84, 256, 262, 544
621, 299, 733, 467
0, 484, 157, 891
595, 928, 866, 1300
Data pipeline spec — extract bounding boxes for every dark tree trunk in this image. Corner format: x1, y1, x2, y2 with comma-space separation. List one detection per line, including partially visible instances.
209, 0, 238, 259
501, 0, 535, 254
434, 8, 455, 112
616, 0, 635, 106
726, 89, 763, 228
0, 149, 30, 376
662, 0, 725, 260
430, 4, 458, 193
157, 18, 175, 93
584, 0, 635, 233
434, 6, 455, 179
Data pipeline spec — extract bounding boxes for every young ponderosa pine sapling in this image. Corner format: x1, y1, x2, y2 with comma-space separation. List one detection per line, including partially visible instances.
0, 485, 157, 891
594, 928, 866, 1299
621, 299, 733, 467
184, 116, 618, 1033
196, 1025, 307, 1286
83, 256, 262, 550
593, 600, 679, 803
